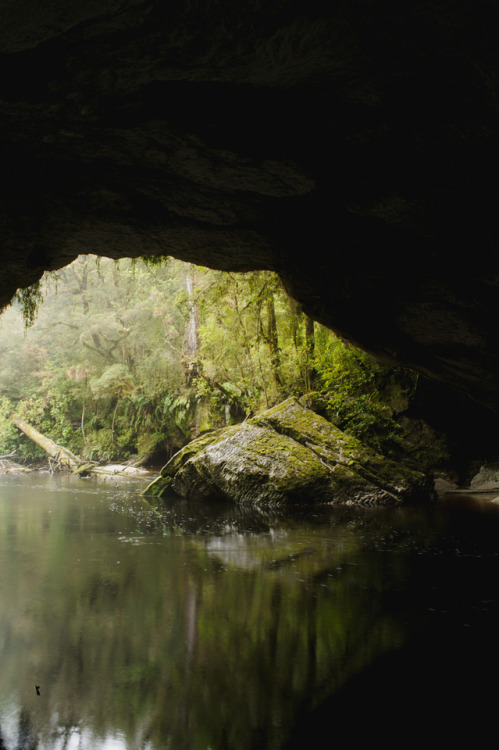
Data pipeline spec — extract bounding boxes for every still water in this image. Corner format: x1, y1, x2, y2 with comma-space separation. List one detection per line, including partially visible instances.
1, 473, 499, 749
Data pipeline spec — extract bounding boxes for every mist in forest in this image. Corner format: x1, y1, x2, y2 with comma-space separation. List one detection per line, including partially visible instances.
0, 255, 426, 469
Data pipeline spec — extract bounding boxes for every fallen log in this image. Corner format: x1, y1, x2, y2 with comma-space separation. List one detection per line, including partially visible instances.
10, 414, 84, 471
10, 415, 151, 478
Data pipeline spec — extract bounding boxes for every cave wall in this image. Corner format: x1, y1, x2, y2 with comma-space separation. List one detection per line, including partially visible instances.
2, 1, 499, 415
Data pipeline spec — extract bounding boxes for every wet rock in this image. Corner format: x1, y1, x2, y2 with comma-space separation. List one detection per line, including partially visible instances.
143, 398, 433, 506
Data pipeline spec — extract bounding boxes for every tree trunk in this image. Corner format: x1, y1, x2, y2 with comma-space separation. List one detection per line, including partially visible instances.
10, 414, 83, 470
184, 270, 200, 359
266, 293, 282, 389
183, 268, 200, 384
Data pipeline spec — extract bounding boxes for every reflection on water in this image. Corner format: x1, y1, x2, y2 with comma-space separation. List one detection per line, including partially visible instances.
1, 474, 499, 748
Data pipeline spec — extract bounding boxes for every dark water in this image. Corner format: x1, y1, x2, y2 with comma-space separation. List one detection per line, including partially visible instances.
1, 474, 499, 749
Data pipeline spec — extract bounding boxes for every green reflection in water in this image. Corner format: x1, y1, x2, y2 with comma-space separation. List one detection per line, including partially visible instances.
0, 474, 436, 749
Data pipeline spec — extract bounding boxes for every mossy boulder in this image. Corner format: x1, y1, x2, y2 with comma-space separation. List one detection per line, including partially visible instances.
469, 462, 499, 492
143, 398, 433, 506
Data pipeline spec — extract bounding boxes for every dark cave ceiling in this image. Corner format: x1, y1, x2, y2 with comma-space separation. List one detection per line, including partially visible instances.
1, 0, 499, 414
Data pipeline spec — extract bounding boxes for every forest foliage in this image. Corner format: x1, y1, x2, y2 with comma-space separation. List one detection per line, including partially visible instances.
0, 255, 440, 468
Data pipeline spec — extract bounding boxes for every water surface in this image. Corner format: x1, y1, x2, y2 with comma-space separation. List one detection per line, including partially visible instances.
1, 474, 498, 748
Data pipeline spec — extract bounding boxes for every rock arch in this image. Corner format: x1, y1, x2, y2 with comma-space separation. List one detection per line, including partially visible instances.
2, 1, 499, 418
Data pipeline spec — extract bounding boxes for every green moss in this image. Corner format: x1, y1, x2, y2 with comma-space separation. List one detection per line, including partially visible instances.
142, 474, 173, 497
143, 397, 432, 505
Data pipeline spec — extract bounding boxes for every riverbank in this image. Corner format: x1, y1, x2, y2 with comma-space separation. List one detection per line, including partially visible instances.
0, 458, 159, 479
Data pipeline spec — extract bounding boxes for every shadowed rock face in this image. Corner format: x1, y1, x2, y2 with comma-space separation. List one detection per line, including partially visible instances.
2, 1, 499, 413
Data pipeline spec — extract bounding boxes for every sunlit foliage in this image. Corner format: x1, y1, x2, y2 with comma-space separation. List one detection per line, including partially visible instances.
0, 255, 432, 466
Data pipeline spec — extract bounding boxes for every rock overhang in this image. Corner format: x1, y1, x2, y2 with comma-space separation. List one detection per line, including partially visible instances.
1, 1, 499, 417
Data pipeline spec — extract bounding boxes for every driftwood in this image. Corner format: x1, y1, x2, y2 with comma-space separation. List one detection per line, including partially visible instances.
10, 414, 86, 472
0, 448, 30, 474
0, 450, 16, 460
10, 414, 150, 478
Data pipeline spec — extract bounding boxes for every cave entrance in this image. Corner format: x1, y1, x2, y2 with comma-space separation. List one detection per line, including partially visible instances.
0, 253, 453, 478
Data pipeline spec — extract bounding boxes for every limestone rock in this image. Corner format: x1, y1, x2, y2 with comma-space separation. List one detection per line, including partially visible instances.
143, 398, 432, 506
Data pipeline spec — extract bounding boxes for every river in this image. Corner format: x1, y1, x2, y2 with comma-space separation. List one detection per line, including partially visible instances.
1, 473, 498, 749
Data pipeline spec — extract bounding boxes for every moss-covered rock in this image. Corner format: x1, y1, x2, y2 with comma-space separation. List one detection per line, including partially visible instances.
143, 398, 433, 506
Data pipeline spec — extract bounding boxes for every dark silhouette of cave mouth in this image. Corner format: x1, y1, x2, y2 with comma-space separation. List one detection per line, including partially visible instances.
2, 1, 499, 443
